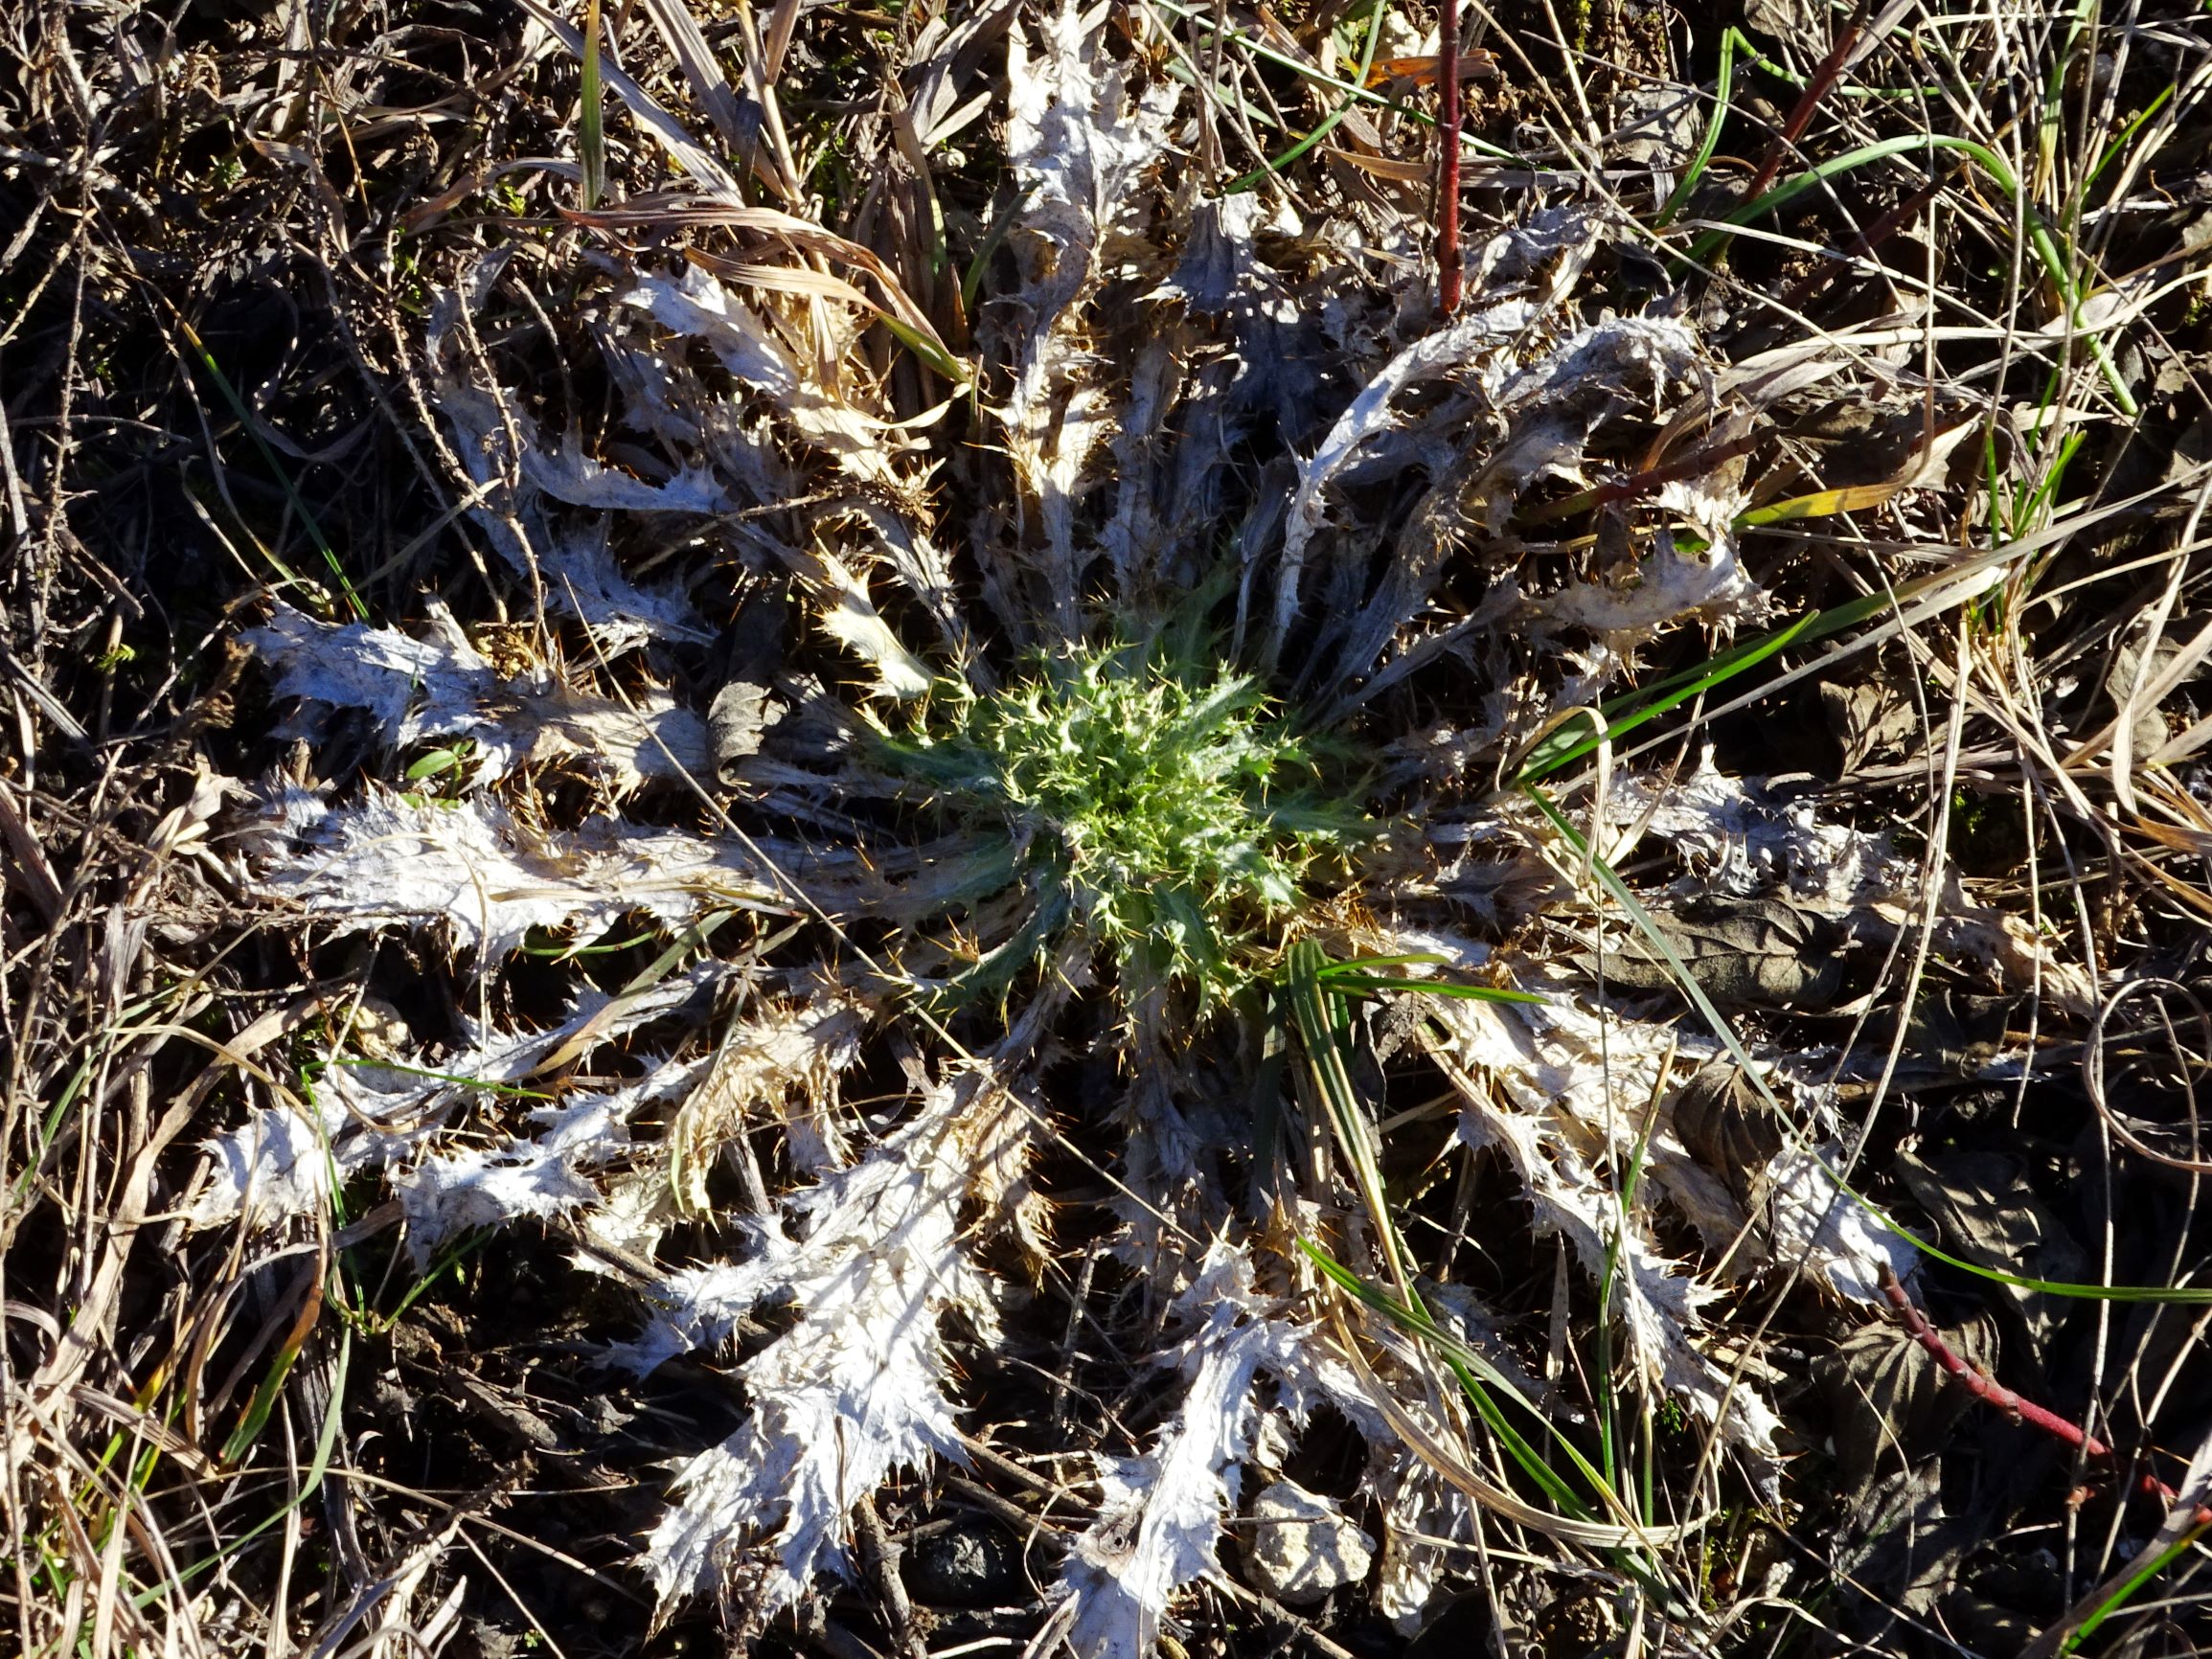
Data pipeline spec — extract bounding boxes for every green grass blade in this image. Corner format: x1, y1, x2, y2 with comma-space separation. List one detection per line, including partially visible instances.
138, 1330, 350, 1607
2062, 1518, 2212, 1652
961, 186, 1034, 315
1148, 0, 1442, 131
1317, 952, 1451, 973
333, 1058, 553, 1098
1516, 526, 2097, 785
1655, 26, 1739, 227
1516, 612, 1817, 782
1322, 974, 1544, 1003
581, 0, 606, 211
1736, 481, 1904, 527
1223, 0, 1392, 194
2085, 82, 2174, 193
533, 910, 732, 1077
1297, 1238, 1598, 1517
877, 309, 971, 390
1285, 946, 1688, 1571
1681, 131, 2137, 416
1596, 1083, 1664, 1510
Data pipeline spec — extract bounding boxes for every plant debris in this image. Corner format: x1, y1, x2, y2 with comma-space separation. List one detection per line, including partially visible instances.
7, 0, 2212, 1655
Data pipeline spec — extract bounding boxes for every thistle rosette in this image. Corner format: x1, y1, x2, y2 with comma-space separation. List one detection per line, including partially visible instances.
876, 638, 1366, 1005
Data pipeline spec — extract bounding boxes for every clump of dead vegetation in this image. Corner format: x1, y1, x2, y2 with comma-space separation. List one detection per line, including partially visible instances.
6, 0, 2212, 1655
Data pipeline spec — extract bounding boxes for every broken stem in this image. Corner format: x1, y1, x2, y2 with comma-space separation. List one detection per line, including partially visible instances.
1879, 1265, 2212, 1527
1436, 0, 1462, 314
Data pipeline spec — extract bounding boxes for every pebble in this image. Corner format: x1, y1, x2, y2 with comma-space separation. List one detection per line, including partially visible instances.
1241, 1480, 1375, 1607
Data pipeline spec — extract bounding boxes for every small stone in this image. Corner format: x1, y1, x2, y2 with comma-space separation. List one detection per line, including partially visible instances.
339, 995, 413, 1062
904, 1517, 1023, 1608
1241, 1480, 1375, 1607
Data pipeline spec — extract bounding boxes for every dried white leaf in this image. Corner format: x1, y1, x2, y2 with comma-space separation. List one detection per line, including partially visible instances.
1057, 1244, 1311, 1659
1610, 758, 1892, 906
1272, 209, 1604, 656
250, 787, 774, 960
1159, 193, 1265, 316
533, 520, 716, 649
621, 266, 908, 488
638, 1075, 998, 1627
1099, 325, 1237, 605
399, 1148, 599, 1261
189, 1104, 333, 1230
1765, 1141, 1917, 1303
246, 602, 493, 750
1537, 534, 1763, 637
608, 1228, 795, 1378
520, 433, 728, 514
625, 265, 807, 402
995, 0, 1181, 638
1113, 1043, 1231, 1278
846, 499, 970, 665
429, 286, 712, 651
1410, 979, 1784, 1479
247, 602, 711, 790
669, 988, 870, 1201
795, 541, 935, 700
191, 971, 724, 1231
1477, 317, 1704, 534
398, 1056, 707, 1265
583, 1162, 689, 1264
1276, 301, 1534, 652
1615, 760, 2092, 1012
1366, 1438, 1471, 1630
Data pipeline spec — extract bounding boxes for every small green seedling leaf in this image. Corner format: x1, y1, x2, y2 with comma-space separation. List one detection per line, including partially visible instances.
1737, 481, 1904, 526
404, 739, 474, 783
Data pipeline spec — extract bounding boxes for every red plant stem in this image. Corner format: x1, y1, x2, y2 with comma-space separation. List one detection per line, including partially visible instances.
1436, 0, 1462, 314
1738, 8, 1865, 210
1513, 429, 1765, 528
1879, 1266, 2212, 1527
